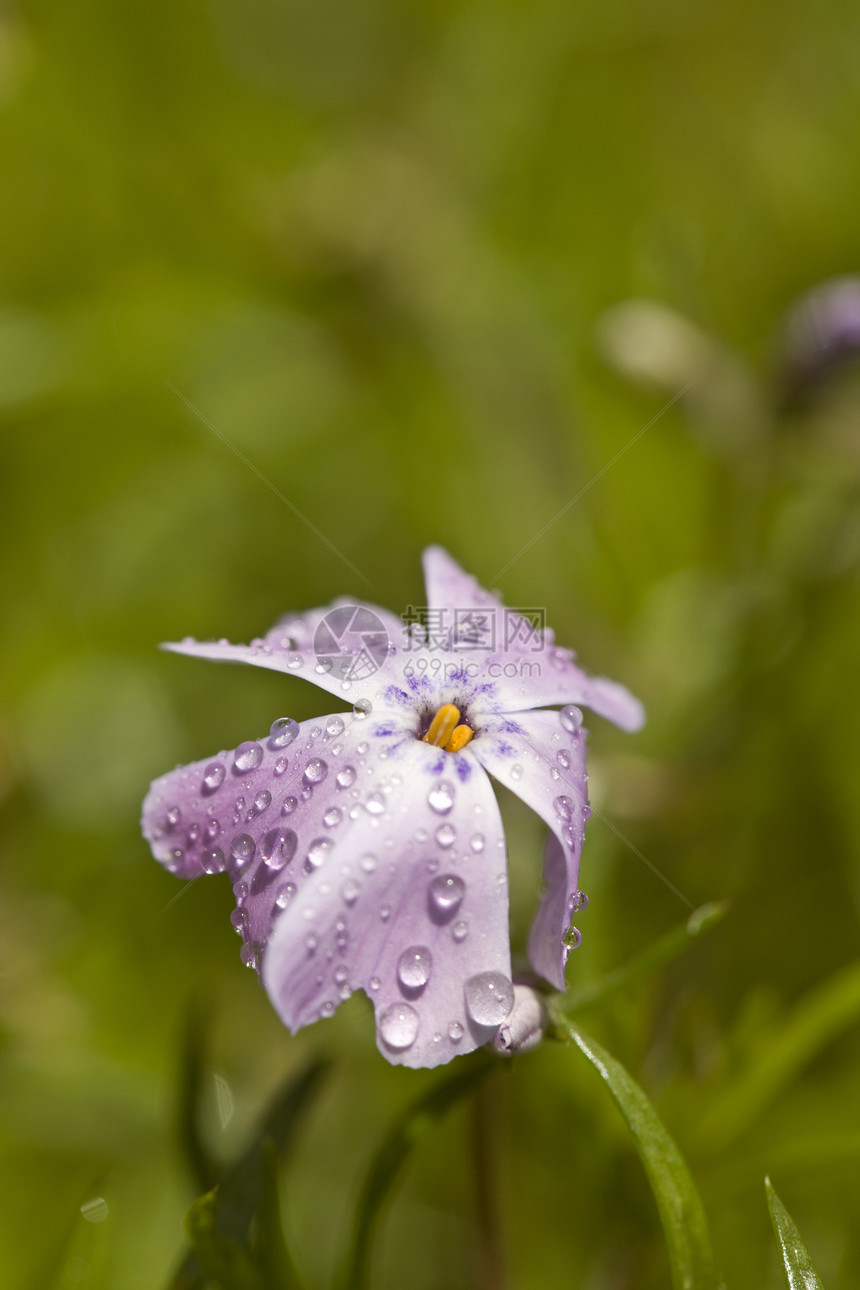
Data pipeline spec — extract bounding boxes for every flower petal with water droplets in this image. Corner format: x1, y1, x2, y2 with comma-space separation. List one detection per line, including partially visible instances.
263, 738, 513, 1069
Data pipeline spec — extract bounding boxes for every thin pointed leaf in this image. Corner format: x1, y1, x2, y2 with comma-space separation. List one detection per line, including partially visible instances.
560, 1018, 721, 1290
251, 1139, 305, 1290
184, 1190, 258, 1290
564, 901, 729, 1014
765, 1178, 825, 1290
177, 1002, 218, 1194
339, 1051, 496, 1290
217, 1057, 330, 1245
698, 958, 860, 1150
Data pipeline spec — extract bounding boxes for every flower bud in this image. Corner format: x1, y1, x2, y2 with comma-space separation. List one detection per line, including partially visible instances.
491, 983, 547, 1056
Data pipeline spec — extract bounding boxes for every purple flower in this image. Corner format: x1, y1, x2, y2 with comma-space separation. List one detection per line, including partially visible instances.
142, 548, 643, 1068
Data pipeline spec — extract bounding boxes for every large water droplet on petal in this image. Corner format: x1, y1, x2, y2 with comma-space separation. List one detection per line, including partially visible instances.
353, 698, 372, 719
325, 716, 345, 738
428, 874, 465, 917
554, 795, 574, 820
452, 920, 469, 942
379, 1002, 419, 1050
306, 837, 334, 869
510, 764, 523, 781
202, 763, 225, 795
261, 828, 297, 870
337, 765, 356, 789
240, 940, 262, 969
556, 749, 571, 769
281, 796, 298, 816
397, 945, 432, 990
569, 889, 589, 913
201, 846, 226, 874
365, 792, 385, 815
465, 971, 515, 1026
274, 881, 296, 910
304, 757, 328, 784
229, 834, 256, 870
448, 1020, 464, 1041
428, 781, 455, 815
560, 705, 583, 733
323, 806, 343, 828
435, 823, 456, 848
234, 742, 264, 773
269, 717, 300, 749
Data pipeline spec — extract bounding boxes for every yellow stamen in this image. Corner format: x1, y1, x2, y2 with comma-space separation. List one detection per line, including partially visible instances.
422, 705, 475, 753
423, 704, 460, 748
446, 724, 474, 753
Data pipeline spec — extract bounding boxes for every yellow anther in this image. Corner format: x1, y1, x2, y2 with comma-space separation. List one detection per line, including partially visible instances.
446, 724, 474, 753
423, 704, 461, 748
422, 705, 474, 752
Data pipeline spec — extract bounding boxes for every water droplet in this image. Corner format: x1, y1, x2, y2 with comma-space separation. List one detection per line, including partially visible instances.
426, 858, 439, 873
305, 933, 318, 953
464, 971, 515, 1025
470, 833, 485, 853
325, 716, 345, 737
397, 945, 432, 990
452, 920, 469, 942
560, 705, 583, 733
341, 878, 360, 905
206, 817, 221, 840
234, 741, 264, 773
369, 975, 381, 991
202, 764, 225, 794
379, 1002, 419, 1050
334, 964, 349, 985
320, 1000, 335, 1017
253, 789, 272, 813
281, 796, 298, 816
554, 795, 574, 821
379, 902, 391, 921
428, 781, 455, 815
300, 785, 314, 802
563, 925, 583, 951
365, 792, 385, 815
550, 767, 560, 781
274, 882, 296, 909
435, 823, 456, 848
261, 828, 297, 869
323, 806, 343, 828
233, 880, 248, 901
304, 758, 328, 784
269, 717, 300, 750
353, 698, 373, 719
81, 1197, 109, 1224
428, 874, 465, 917
510, 764, 523, 781
165, 806, 182, 830
166, 847, 184, 871
448, 1020, 464, 1041
288, 653, 304, 670
241, 940, 262, 969
201, 846, 226, 874
557, 749, 571, 769
569, 889, 589, 913
230, 907, 248, 931
274, 756, 288, 776
337, 765, 356, 789
229, 834, 255, 870
306, 837, 334, 869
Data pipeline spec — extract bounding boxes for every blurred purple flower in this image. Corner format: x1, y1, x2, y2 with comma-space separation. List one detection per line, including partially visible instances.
142, 548, 643, 1067
781, 275, 860, 396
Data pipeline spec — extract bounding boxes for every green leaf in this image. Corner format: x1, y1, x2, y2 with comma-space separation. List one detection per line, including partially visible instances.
184, 1189, 258, 1290
698, 958, 860, 1150
177, 1002, 219, 1195
563, 901, 729, 1014
216, 1057, 330, 1247
765, 1178, 825, 1290
559, 1018, 721, 1290
337, 1051, 496, 1290
251, 1139, 304, 1290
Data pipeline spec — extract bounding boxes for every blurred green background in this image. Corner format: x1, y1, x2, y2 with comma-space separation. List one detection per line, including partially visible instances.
2, 0, 860, 1285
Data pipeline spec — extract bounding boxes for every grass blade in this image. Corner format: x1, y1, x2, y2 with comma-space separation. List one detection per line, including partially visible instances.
338, 1051, 496, 1290
559, 1017, 721, 1290
765, 1178, 825, 1290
